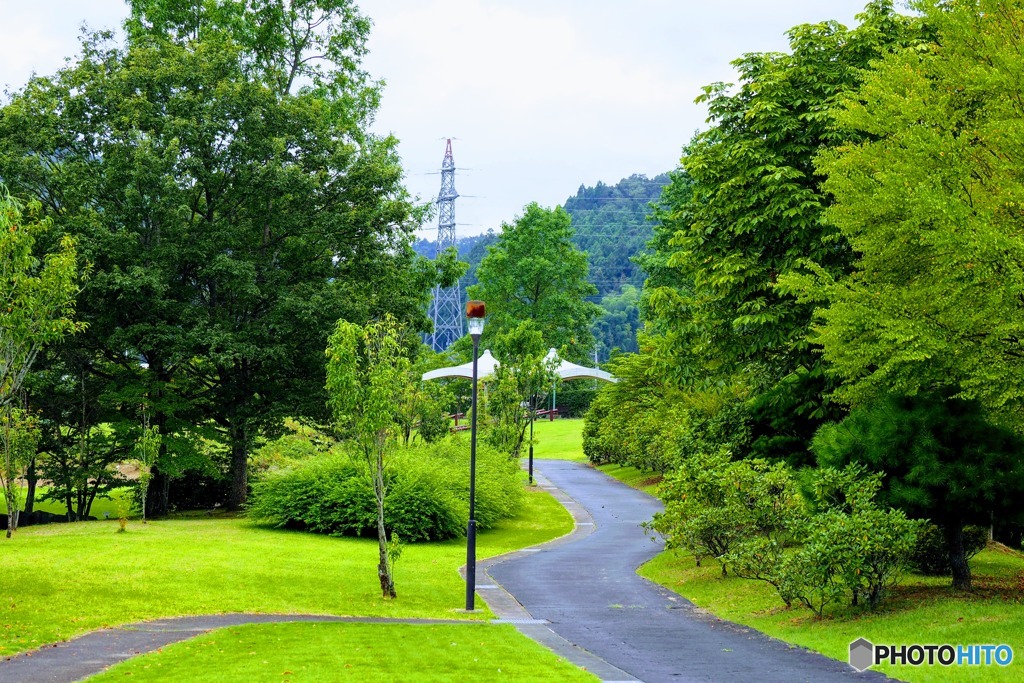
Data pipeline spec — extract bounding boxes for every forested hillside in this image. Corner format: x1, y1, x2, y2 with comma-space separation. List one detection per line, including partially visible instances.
416, 173, 669, 357
563, 173, 670, 298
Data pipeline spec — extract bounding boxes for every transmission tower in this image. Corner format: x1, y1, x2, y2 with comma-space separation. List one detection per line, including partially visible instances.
428, 139, 464, 351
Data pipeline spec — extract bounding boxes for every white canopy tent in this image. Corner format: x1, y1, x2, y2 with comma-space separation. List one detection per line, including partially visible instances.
421, 350, 500, 381
421, 348, 617, 383
542, 348, 616, 383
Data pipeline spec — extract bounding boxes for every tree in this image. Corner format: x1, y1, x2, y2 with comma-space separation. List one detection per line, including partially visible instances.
812, 394, 1024, 589
1, 407, 40, 537
0, 188, 82, 411
644, 2, 924, 463
468, 203, 601, 362
0, 1, 445, 512
781, 0, 1024, 417
134, 414, 161, 522
484, 321, 557, 459
325, 315, 411, 599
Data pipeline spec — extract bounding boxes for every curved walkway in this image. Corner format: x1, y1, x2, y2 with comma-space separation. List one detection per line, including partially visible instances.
481, 460, 892, 683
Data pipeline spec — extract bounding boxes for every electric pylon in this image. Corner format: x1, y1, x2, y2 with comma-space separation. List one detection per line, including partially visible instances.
428, 139, 464, 351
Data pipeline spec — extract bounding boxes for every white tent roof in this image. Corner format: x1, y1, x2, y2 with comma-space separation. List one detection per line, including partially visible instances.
544, 348, 617, 382
421, 350, 500, 381
421, 348, 616, 383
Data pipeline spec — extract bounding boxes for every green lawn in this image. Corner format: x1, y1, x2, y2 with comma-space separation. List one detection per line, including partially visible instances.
640, 547, 1024, 682
1, 486, 573, 658
0, 486, 133, 520
86, 622, 597, 682
529, 418, 586, 461
595, 463, 662, 495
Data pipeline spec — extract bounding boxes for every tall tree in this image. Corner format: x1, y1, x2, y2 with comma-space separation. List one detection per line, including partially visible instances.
468, 203, 601, 362
813, 394, 1024, 590
0, 1, 444, 511
0, 188, 82, 411
782, 0, 1024, 417
325, 315, 410, 599
1, 408, 40, 537
645, 2, 924, 463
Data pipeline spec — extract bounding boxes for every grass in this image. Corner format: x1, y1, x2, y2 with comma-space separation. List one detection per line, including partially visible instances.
86, 622, 598, 682
0, 486, 133, 520
529, 418, 586, 461
594, 463, 662, 495
527, 419, 665, 497
639, 547, 1024, 682
1, 486, 573, 658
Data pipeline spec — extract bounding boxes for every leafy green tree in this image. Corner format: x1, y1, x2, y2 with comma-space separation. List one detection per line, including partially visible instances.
468, 203, 601, 362
645, 3, 923, 464
484, 321, 557, 459
0, 188, 82, 411
782, 0, 1024, 417
0, 1, 443, 512
133, 416, 161, 522
1, 407, 40, 537
325, 315, 411, 599
812, 394, 1024, 589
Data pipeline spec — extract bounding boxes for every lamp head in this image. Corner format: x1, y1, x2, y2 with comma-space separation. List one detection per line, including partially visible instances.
466, 300, 485, 337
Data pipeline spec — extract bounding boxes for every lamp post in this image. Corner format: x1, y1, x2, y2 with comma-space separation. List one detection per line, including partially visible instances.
528, 393, 535, 485
465, 300, 485, 611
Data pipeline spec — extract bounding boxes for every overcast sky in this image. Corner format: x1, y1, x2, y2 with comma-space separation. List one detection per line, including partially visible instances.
0, 0, 877, 238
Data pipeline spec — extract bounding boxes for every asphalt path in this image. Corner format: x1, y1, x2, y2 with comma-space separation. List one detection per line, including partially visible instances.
485, 460, 893, 683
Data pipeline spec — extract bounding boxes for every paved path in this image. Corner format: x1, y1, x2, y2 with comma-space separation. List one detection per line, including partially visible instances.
482, 460, 892, 683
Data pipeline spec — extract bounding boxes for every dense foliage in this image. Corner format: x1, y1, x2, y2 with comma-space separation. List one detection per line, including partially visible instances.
248, 440, 523, 542
468, 203, 601, 362
0, 0, 451, 514
812, 394, 1024, 589
781, 0, 1024, 418
650, 452, 921, 614
564, 174, 671, 298
641, 2, 924, 466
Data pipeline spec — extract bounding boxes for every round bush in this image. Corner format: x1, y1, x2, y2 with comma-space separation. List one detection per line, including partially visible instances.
247, 439, 523, 542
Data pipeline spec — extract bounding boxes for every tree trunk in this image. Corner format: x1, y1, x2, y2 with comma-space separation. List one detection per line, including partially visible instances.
147, 468, 171, 517
227, 422, 249, 511
945, 522, 972, 590
23, 456, 36, 515
146, 369, 171, 517
374, 449, 396, 599
5, 509, 15, 538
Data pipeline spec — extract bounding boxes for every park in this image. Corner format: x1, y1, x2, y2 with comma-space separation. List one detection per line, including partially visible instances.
3, 0, 1024, 681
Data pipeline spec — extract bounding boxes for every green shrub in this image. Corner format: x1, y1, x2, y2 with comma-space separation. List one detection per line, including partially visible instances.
247, 439, 522, 542
910, 524, 989, 576
772, 467, 923, 614
651, 449, 804, 575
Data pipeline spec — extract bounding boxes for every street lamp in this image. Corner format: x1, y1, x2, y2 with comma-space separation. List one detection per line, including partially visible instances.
465, 300, 485, 611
